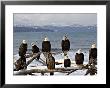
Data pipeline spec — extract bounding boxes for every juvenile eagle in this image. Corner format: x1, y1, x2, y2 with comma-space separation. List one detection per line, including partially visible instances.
47, 53, 55, 75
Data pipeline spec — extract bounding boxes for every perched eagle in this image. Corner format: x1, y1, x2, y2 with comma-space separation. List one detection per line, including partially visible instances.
64, 55, 71, 67
17, 40, 27, 70
47, 53, 55, 69
31, 42, 40, 60
89, 44, 97, 65
42, 37, 51, 52
46, 53, 55, 75
31, 42, 40, 53
61, 36, 70, 52
19, 40, 27, 57
75, 49, 84, 65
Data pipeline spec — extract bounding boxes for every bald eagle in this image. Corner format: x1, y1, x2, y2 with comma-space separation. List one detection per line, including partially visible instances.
89, 48, 97, 59
89, 44, 97, 65
89, 48, 97, 65
19, 40, 27, 57
32, 44, 40, 53
64, 55, 71, 67
31, 43, 40, 60
42, 37, 51, 52
17, 40, 27, 70
61, 36, 70, 52
75, 49, 84, 65
75, 53, 84, 65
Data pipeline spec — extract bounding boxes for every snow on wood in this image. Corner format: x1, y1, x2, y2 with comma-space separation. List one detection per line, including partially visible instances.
14, 66, 83, 75
26, 52, 41, 66
13, 52, 95, 76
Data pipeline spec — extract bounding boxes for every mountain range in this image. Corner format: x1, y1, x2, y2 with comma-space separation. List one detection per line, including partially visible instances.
14, 24, 97, 32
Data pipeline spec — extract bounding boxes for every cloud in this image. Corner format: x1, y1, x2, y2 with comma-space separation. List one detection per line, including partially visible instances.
14, 13, 97, 26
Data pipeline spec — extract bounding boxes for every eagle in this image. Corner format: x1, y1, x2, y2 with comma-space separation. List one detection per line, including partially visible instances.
31, 42, 40, 60
75, 49, 84, 65
17, 40, 27, 70
19, 40, 27, 57
89, 44, 97, 65
46, 53, 55, 75
42, 37, 51, 52
31, 42, 40, 53
64, 55, 71, 67
61, 36, 70, 52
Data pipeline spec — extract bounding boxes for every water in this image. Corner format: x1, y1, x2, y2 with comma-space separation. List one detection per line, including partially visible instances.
13, 26, 97, 62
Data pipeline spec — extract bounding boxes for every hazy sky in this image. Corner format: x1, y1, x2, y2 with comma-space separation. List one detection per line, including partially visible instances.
14, 13, 97, 26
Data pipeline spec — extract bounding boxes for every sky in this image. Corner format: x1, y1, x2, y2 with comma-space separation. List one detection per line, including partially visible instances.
14, 13, 97, 26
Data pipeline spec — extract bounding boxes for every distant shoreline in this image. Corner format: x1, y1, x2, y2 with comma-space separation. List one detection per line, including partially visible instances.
13, 25, 97, 32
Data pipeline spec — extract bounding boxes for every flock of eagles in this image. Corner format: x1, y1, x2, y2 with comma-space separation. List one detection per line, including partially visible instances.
14, 36, 97, 75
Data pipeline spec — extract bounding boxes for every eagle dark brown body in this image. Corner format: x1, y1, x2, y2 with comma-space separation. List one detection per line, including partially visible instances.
89, 48, 97, 65
64, 59, 71, 67
61, 39, 70, 52
32, 45, 39, 53
42, 41, 51, 52
19, 43, 27, 57
75, 53, 84, 65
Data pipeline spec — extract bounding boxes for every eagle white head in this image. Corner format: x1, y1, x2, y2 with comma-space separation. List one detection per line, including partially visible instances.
62, 36, 65, 40
44, 37, 49, 41
77, 49, 82, 54
22, 40, 27, 44
31, 42, 35, 46
63, 36, 68, 40
91, 43, 96, 48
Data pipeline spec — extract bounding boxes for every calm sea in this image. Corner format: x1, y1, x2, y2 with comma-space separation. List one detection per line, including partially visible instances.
13, 27, 97, 55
